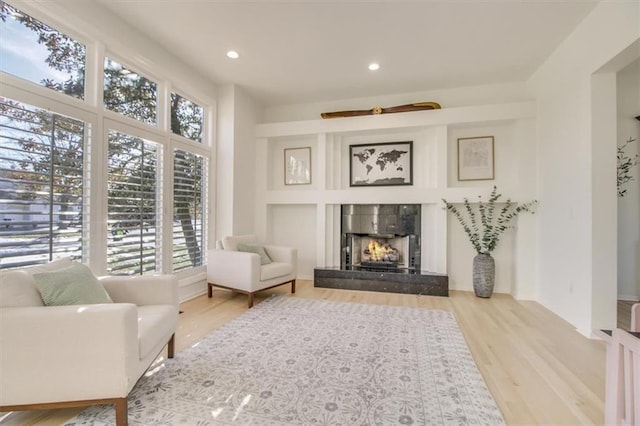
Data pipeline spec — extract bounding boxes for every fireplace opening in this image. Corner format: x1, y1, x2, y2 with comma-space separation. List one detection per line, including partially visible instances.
341, 204, 420, 271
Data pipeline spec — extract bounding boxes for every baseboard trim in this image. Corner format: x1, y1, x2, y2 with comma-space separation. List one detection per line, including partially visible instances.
617, 294, 640, 302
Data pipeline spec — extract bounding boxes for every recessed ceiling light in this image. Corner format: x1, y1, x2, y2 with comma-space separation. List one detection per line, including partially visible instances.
226, 50, 239, 59
368, 63, 380, 71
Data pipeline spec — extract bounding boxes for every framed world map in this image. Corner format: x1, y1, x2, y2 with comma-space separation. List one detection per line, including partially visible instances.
350, 141, 413, 187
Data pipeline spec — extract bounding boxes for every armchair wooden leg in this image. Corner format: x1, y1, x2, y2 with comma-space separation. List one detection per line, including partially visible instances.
207, 283, 213, 298
248, 293, 254, 308
115, 398, 128, 426
291, 279, 296, 294
167, 333, 175, 359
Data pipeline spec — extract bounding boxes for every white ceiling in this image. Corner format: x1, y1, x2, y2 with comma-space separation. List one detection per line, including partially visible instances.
96, 0, 598, 107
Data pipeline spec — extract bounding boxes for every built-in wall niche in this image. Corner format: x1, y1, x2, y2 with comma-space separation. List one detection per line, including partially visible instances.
335, 127, 442, 190
267, 204, 317, 279
266, 135, 317, 191
447, 121, 531, 188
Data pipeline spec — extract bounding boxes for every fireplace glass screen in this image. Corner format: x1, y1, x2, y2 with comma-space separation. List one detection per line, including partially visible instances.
341, 204, 420, 271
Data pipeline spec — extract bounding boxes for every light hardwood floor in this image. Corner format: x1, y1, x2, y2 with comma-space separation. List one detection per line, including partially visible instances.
1, 281, 606, 425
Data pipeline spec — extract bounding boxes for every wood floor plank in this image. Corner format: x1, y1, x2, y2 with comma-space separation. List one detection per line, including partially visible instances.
0, 281, 606, 425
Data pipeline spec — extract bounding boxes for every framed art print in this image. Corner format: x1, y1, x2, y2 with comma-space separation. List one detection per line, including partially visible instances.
284, 147, 311, 185
457, 136, 494, 181
350, 141, 413, 187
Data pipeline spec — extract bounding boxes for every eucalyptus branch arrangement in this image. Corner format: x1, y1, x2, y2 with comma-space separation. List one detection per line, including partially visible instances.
618, 136, 638, 197
442, 186, 537, 255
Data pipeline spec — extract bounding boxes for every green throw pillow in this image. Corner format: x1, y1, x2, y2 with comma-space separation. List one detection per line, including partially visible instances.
33, 262, 113, 306
237, 243, 272, 265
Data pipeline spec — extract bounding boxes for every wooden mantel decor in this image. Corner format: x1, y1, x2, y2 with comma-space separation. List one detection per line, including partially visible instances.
321, 102, 441, 119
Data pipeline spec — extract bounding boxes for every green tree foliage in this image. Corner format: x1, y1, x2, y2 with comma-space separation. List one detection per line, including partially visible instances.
171, 93, 203, 142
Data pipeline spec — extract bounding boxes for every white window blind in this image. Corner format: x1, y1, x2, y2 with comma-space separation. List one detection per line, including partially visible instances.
107, 130, 160, 275
0, 97, 85, 269
173, 149, 206, 271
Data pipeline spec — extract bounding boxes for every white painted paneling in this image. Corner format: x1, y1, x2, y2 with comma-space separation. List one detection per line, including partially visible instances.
617, 59, 640, 301
257, 109, 538, 299
268, 204, 317, 280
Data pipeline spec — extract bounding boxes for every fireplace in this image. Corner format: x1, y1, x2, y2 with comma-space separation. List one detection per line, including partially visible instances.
314, 203, 447, 297
341, 204, 420, 271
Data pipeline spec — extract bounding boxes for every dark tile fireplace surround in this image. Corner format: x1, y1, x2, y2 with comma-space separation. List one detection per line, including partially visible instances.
314, 204, 448, 297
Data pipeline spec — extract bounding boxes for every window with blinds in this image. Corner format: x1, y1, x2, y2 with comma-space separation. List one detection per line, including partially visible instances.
0, 97, 85, 269
173, 149, 205, 271
107, 130, 160, 275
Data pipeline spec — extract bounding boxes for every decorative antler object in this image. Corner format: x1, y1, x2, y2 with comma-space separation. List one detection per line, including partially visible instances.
321, 102, 441, 119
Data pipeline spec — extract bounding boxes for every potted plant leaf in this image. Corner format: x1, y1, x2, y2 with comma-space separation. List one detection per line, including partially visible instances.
442, 186, 537, 298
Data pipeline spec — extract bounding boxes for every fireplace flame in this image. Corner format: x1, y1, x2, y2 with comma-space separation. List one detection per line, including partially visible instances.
367, 240, 397, 262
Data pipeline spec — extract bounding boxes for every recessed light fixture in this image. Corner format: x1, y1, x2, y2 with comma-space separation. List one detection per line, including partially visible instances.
226, 50, 239, 59
368, 63, 380, 71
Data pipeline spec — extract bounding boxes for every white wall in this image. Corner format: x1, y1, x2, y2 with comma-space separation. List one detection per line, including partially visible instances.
216, 85, 236, 240
617, 59, 640, 301
233, 86, 262, 235
528, 1, 640, 335
263, 82, 532, 123
268, 205, 317, 280
216, 84, 263, 240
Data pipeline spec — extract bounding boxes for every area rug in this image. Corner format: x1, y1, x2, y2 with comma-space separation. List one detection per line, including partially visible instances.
66, 296, 505, 425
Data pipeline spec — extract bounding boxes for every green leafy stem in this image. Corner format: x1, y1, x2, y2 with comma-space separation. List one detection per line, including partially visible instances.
618, 137, 638, 198
442, 186, 537, 255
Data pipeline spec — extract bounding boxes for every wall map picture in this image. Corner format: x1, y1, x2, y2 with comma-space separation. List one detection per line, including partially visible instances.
350, 141, 413, 187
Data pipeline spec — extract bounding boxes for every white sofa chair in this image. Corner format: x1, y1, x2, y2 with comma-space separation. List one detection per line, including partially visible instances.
207, 234, 297, 308
0, 258, 179, 426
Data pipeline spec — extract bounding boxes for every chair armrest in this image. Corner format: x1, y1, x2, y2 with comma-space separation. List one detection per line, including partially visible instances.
100, 274, 178, 306
207, 249, 260, 291
264, 245, 297, 267
0, 304, 139, 404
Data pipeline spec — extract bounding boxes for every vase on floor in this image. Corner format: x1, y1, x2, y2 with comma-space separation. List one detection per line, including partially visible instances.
473, 253, 495, 298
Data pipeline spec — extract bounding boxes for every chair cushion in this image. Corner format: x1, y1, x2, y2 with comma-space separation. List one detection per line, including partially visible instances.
237, 243, 272, 265
260, 262, 293, 281
222, 234, 257, 251
137, 305, 177, 360
32, 262, 113, 306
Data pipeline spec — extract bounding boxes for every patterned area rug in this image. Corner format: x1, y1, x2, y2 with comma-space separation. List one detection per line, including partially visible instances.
66, 296, 505, 425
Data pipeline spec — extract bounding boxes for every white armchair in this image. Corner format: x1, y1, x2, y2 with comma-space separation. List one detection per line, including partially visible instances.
0, 258, 179, 426
207, 234, 297, 308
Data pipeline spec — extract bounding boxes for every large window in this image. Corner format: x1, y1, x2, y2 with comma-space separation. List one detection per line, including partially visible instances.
173, 150, 206, 271
0, 98, 85, 269
104, 58, 157, 126
1, 2, 211, 276
0, 1, 86, 99
107, 130, 160, 275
